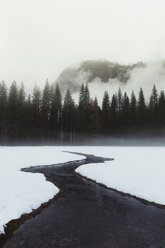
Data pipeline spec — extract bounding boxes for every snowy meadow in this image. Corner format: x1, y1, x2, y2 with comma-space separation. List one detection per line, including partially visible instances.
0, 147, 84, 234
0, 146, 165, 235
75, 146, 165, 206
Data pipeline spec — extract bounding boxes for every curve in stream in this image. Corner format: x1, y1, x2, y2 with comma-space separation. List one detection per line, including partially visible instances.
1, 152, 165, 248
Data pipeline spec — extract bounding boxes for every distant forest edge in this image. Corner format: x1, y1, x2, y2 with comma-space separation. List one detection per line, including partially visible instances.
0, 80, 164, 144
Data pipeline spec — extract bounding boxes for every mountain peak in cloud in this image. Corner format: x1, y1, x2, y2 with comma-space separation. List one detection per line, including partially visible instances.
56, 60, 145, 93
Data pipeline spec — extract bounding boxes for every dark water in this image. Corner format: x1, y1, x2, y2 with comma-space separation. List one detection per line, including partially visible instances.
2, 153, 165, 248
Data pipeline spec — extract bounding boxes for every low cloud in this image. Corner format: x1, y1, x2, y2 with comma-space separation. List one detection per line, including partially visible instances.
66, 60, 165, 105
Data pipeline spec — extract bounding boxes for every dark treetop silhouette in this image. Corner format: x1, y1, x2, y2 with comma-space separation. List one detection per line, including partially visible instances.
0, 81, 164, 144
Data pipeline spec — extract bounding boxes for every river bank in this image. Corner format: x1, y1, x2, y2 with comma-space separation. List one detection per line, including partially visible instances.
1, 153, 165, 248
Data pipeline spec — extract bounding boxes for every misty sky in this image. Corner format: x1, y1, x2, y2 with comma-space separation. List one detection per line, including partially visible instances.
0, 0, 165, 89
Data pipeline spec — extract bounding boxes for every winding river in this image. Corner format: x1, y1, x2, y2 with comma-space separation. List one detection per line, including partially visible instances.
1, 152, 165, 248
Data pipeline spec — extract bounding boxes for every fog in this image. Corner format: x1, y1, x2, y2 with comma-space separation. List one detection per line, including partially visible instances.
0, 0, 165, 93
88, 60, 165, 104
59, 60, 165, 105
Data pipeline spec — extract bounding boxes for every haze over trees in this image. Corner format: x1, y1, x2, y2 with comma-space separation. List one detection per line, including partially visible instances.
0, 80, 164, 144
57, 60, 145, 93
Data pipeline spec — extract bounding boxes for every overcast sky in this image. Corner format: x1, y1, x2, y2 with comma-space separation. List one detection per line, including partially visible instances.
0, 0, 165, 89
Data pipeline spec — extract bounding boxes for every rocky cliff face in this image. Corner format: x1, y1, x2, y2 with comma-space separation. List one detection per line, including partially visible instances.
56, 60, 145, 93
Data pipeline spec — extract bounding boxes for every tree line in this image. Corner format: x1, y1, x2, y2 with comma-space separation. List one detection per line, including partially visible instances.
0, 80, 164, 144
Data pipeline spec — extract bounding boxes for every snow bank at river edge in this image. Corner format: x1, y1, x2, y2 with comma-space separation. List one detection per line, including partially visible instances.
0, 147, 84, 234
75, 147, 165, 206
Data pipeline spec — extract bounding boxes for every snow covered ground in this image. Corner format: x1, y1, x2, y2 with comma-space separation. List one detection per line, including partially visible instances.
1, 146, 165, 235
0, 147, 84, 234
75, 146, 165, 206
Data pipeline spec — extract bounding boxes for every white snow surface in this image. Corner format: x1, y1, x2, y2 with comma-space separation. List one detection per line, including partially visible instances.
0, 146, 84, 234
1, 146, 164, 235
75, 146, 165, 206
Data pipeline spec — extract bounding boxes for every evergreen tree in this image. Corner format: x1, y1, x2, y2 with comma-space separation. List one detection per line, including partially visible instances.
78, 84, 91, 132
117, 87, 122, 111
121, 92, 130, 132
78, 84, 85, 131
0, 79, 163, 143
149, 84, 158, 109
137, 88, 146, 129
18, 83, 25, 106
78, 84, 85, 110
17, 83, 26, 140
149, 85, 158, 128
24, 94, 33, 141
130, 91, 137, 129
8, 81, 18, 118
84, 84, 91, 131
0, 81, 7, 119
62, 89, 76, 141
0, 81, 7, 142
32, 84, 41, 139
101, 91, 110, 133
32, 85, 41, 118
41, 80, 51, 133
84, 84, 90, 110
116, 87, 123, 132
122, 92, 130, 111
110, 94, 118, 134
90, 97, 100, 134
7, 81, 19, 141
49, 83, 62, 133
158, 90, 165, 128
